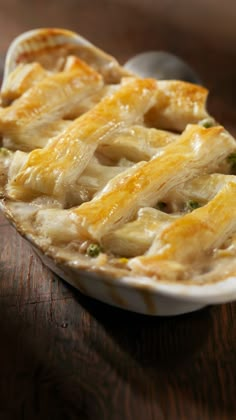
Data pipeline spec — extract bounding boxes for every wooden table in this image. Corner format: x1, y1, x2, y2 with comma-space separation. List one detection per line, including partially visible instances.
0, 1, 236, 419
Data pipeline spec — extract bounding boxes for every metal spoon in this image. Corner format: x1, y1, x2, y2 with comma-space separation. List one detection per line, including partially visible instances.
124, 51, 201, 84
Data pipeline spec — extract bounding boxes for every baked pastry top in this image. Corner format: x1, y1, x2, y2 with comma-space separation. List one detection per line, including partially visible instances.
1, 44, 236, 285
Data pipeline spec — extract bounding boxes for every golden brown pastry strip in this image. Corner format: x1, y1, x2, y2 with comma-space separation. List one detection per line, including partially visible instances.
145, 80, 210, 131
102, 208, 180, 257
71, 125, 235, 241
0, 58, 103, 149
7, 78, 157, 200
1, 62, 48, 106
98, 125, 178, 163
129, 181, 236, 278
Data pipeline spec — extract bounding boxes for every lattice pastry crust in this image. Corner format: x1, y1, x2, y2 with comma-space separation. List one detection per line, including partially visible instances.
1, 30, 236, 286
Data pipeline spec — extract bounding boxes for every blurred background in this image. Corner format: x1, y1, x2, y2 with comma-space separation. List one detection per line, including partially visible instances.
0, 0, 235, 131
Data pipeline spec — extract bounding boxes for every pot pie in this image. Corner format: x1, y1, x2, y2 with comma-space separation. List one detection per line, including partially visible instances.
1, 28, 236, 289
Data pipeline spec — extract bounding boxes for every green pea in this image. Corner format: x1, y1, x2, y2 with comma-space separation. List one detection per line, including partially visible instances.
0, 147, 11, 156
187, 200, 200, 211
87, 243, 101, 257
198, 118, 214, 128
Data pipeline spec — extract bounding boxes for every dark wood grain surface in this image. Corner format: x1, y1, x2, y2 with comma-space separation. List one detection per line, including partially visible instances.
0, 1, 236, 419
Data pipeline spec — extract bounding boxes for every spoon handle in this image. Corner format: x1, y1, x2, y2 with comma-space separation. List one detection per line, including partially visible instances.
124, 51, 201, 84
